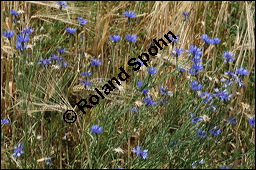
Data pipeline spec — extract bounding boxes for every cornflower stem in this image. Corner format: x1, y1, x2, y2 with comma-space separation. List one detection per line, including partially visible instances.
112, 43, 116, 76
175, 56, 179, 110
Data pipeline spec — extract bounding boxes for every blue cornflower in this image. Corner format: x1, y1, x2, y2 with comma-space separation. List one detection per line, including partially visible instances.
20, 26, 34, 34
146, 67, 158, 75
1, 118, 10, 124
132, 146, 148, 159
171, 47, 183, 57
197, 129, 207, 138
248, 117, 255, 127
57, 47, 66, 54
226, 116, 237, 124
65, 27, 77, 34
189, 63, 204, 75
90, 125, 103, 134
16, 34, 30, 43
38, 58, 52, 67
192, 55, 202, 63
168, 35, 179, 43
158, 86, 172, 95
125, 34, 137, 42
213, 37, 221, 44
4, 30, 15, 39
200, 92, 213, 103
49, 54, 60, 61
16, 42, 27, 50
222, 51, 235, 63
182, 11, 190, 21
78, 17, 87, 25
12, 143, 24, 157
236, 78, 245, 87
209, 125, 221, 136
124, 11, 137, 18
91, 58, 102, 66
142, 89, 149, 94
143, 95, 157, 106
80, 80, 92, 89
180, 68, 186, 72
192, 117, 203, 124
236, 67, 249, 75
135, 59, 144, 67
109, 35, 121, 42
137, 80, 143, 88
10, 9, 19, 16
202, 34, 214, 44
220, 167, 230, 169
190, 81, 203, 91
214, 88, 232, 101
188, 45, 202, 57
130, 107, 139, 113
81, 71, 92, 77
56, 1, 68, 8
45, 157, 53, 165
161, 99, 168, 104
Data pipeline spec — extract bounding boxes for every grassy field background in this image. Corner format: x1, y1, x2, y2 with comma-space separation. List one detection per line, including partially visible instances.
1, 1, 255, 169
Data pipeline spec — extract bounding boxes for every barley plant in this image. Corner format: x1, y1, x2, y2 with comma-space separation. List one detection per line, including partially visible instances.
1, 1, 255, 169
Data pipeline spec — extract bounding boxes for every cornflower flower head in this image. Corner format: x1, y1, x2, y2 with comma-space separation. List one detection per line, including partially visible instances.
16, 34, 30, 43
171, 47, 183, 57
220, 167, 230, 169
190, 81, 203, 91
236, 78, 245, 87
45, 157, 53, 165
77, 17, 87, 25
180, 68, 186, 72
80, 80, 92, 89
143, 95, 157, 106
16, 42, 27, 51
90, 125, 103, 134
209, 125, 221, 136
189, 63, 204, 75
226, 116, 237, 125
65, 27, 77, 34
137, 80, 143, 88
109, 35, 121, 42
125, 34, 137, 42
38, 58, 52, 67
130, 107, 139, 113
192, 55, 202, 63
182, 11, 190, 21
142, 89, 149, 94
132, 146, 148, 159
57, 47, 66, 54
81, 71, 92, 77
146, 67, 158, 75
56, 1, 68, 9
213, 37, 221, 44
12, 143, 24, 157
168, 35, 179, 43
124, 11, 137, 18
4, 30, 15, 39
214, 88, 232, 101
248, 116, 255, 127
20, 26, 34, 34
222, 51, 235, 63
202, 34, 214, 44
192, 117, 203, 124
188, 45, 202, 57
236, 67, 249, 76
200, 91, 213, 103
159, 86, 173, 95
91, 58, 102, 66
197, 129, 207, 138
10, 9, 19, 16
1, 118, 10, 124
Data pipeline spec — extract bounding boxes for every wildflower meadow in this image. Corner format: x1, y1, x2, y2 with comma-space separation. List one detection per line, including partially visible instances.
1, 1, 255, 169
